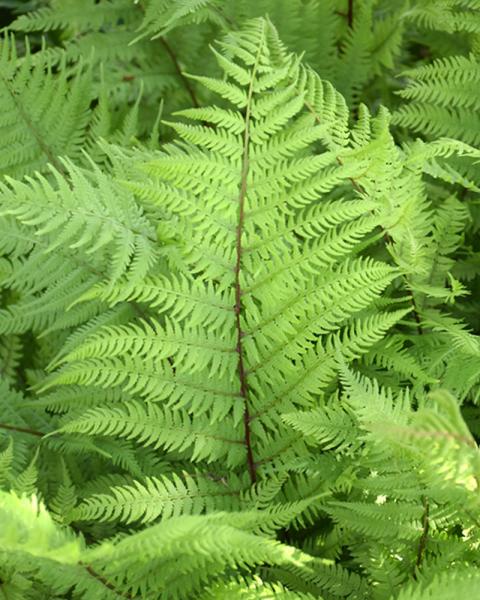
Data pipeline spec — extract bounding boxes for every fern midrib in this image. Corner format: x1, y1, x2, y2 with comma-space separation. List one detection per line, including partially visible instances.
135, 0, 200, 109
0, 421, 45, 437
234, 23, 266, 485
347, 0, 354, 28
414, 495, 430, 574
82, 562, 134, 600
159, 37, 200, 108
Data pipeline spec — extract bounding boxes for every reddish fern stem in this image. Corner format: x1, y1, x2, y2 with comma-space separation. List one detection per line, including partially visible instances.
82, 563, 134, 599
347, 0, 354, 27
234, 178, 256, 484
134, 1, 199, 108
235, 115, 256, 484
234, 29, 266, 485
159, 37, 200, 108
415, 496, 430, 573
0, 422, 45, 437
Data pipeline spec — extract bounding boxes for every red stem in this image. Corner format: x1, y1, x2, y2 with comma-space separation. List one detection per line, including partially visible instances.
159, 37, 199, 108
347, 0, 354, 27
233, 30, 266, 485
0, 422, 45, 437
415, 496, 430, 573
82, 563, 133, 599
235, 109, 257, 484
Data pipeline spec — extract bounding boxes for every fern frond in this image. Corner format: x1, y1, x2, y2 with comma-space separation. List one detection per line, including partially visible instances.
0, 34, 94, 178
332, 0, 373, 107
44, 18, 403, 489
267, 552, 368, 599
135, 0, 222, 40
394, 54, 480, 145
0, 437, 14, 487
9, 0, 134, 33
0, 160, 158, 335
74, 471, 242, 524
396, 569, 480, 600
86, 512, 299, 599
282, 405, 357, 454
0, 9, 478, 599
202, 576, 317, 599
0, 161, 158, 286
55, 401, 246, 467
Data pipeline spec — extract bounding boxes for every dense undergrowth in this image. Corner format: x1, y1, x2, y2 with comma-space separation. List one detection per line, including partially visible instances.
1, 1, 480, 598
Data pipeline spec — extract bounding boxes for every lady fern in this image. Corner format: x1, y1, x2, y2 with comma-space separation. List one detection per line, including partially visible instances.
0, 2, 480, 599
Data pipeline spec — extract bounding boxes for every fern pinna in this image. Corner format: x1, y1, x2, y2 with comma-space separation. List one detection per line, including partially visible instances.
1, 4, 480, 600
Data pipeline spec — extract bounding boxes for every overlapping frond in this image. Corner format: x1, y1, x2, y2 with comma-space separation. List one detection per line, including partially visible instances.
0, 160, 158, 334
85, 512, 309, 599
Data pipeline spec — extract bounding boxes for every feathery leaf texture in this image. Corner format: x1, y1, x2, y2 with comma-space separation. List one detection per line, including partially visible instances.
0, 4, 479, 599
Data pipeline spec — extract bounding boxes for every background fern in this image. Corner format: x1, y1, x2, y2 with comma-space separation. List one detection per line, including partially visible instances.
1, 1, 480, 599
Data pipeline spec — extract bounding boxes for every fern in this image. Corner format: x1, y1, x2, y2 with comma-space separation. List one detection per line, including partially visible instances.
0, 34, 94, 178
0, 3, 480, 599
42, 21, 407, 493
394, 54, 480, 145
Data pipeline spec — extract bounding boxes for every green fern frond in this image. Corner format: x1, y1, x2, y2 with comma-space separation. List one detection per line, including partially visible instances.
395, 569, 480, 600
0, 437, 14, 487
73, 471, 242, 524
267, 552, 368, 599
0, 7, 479, 599
86, 512, 302, 599
0, 334, 22, 381
394, 53, 480, 144
202, 576, 317, 599
55, 401, 245, 467
9, 0, 134, 33
0, 34, 94, 178
282, 405, 358, 454
135, 0, 222, 41
48, 460, 77, 524
0, 160, 158, 335
0, 161, 158, 286
332, 0, 373, 107
44, 18, 403, 489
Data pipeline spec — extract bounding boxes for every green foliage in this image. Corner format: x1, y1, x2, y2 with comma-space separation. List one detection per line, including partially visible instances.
1, 1, 480, 599
0, 34, 93, 178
